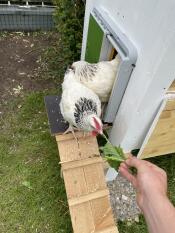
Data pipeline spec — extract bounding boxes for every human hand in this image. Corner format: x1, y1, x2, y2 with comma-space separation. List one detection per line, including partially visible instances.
119, 156, 167, 211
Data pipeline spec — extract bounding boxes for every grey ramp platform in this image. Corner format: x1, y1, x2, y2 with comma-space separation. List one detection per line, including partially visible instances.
44, 95, 68, 135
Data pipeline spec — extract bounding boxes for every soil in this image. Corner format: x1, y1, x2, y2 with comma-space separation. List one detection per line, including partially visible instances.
0, 32, 56, 109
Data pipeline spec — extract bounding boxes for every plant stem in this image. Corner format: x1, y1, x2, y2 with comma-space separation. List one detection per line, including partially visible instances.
102, 133, 111, 144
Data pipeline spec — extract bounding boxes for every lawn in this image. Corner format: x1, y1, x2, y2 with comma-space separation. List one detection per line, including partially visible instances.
0, 33, 175, 233
0, 91, 72, 233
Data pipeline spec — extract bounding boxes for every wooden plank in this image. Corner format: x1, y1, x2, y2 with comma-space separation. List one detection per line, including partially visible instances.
68, 189, 109, 206
139, 98, 175, 159
70, 199, 118, 233
95, 226, 119, 233
62, 159, 107, 199
56, 137, 81, 162
84, 163, 106, 193
78, 135, 100, 159
61, 157, 103, 170
90, 196, 116, 232
63, 168, 88, 199
164, 99, 175, 110
56, 133, 100, 162
168, 80, 175, 92
56, 131, 91, 142
70, 202, 95, 233
56, 131, 118, 233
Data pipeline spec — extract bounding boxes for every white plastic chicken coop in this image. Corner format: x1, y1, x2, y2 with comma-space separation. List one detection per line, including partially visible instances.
81, 0, 175, 159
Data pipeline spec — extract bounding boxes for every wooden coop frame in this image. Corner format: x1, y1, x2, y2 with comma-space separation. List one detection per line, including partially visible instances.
138, 82, 175, 159
45, 96, 119, 233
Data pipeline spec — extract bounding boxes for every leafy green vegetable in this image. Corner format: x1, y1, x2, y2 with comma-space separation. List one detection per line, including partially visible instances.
100, 134, 125, 170
104, 155, 123, 170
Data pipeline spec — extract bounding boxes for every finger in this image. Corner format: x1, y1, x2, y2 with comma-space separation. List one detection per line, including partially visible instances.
119, 166, 137, 188
120, 162, 129, 170
125, 156, 143, 169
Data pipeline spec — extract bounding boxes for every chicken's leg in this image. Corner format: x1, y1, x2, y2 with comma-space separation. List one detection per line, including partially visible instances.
63, 124, 78, 142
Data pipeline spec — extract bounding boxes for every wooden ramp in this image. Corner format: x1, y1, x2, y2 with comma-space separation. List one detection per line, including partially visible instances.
44, 96, 118, 233
56, 132, 118, 233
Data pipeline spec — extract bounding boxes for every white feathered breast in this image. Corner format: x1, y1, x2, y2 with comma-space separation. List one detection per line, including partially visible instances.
60, 69, 101, 131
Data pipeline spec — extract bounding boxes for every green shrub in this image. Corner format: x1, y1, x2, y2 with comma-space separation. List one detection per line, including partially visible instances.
54, 0, 85, 60
41, 0, 85, 83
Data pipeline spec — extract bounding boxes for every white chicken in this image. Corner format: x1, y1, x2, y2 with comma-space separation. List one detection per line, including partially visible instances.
71, 56, 120, 102
60, 69, 103, 138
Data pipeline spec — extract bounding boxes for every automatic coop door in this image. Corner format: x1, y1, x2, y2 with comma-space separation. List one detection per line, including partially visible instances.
85, 7, 138, 123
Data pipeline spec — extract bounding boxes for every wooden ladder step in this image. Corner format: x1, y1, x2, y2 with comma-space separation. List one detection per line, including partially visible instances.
56, 132, 119, 233
60, 157, 103, 170
68, 189, 109, 206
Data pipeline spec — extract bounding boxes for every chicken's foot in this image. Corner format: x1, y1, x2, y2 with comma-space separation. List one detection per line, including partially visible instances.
63, 125, 78, 142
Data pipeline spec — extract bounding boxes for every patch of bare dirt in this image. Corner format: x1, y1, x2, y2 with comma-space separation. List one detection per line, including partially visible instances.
0, 32, 56, 107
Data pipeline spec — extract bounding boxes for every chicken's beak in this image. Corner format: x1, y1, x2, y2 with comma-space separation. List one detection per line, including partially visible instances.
92, 128, 103, 137
99, 129, 103, 135
96, 128, 103, 135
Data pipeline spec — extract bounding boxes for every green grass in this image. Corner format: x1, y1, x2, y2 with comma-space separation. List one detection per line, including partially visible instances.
0, 91, 175, 233
148, 154, 175, 205
0, 91, 72, 233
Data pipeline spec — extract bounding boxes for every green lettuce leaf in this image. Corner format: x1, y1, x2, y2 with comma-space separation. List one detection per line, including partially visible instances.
100, 139, 125, 170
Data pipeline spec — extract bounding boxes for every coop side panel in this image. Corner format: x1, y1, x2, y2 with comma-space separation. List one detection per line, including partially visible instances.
138, 98, 175, 159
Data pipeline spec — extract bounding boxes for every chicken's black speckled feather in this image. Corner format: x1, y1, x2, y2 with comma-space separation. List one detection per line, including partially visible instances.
74, 97, 97, 127
80, 64, 98, 80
